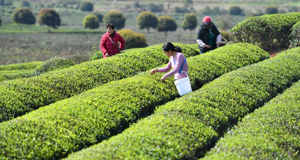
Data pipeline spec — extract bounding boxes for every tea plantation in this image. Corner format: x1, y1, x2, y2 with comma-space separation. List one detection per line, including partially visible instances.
0, 12, 299, 160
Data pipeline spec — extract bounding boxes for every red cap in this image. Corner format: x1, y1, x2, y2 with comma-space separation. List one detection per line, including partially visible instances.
203, 16, 212, 23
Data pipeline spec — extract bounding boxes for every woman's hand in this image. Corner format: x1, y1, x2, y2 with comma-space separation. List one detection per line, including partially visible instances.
206, 45, 211, 48
160, 76, 166, 81
150, 69, 158, 75
105, 53, 110, 57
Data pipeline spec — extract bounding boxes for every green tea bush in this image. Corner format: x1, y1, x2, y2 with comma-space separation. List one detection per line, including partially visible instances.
203, 80, 300, 159
231, 12, 300, 51
289, 21, 300, 47
0, 62, 42, 71
0, 43, 198, 122
118, 29, 148, 49
0, 43, 269, 159
65, 47, 300, 160
0, 69, 36, 82
35, 57, 76, 75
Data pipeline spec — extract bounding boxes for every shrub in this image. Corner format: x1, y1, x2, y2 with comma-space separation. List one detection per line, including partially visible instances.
265, 6, 278, 14
83, 14, 99, 29
37, 8, 61, 32
0, 18, 2, 26
181, 13, 197, 32
220, 30, 231, 41
21, 1, 30, 7
35, 57, 76, 75
80, 1, 93, 12
66, 47, 300, 160
157, 15, 177, 36
146, 3, 164, 13
204, 79, 300, 159
229, 6, 243, 15
90, 11, 103, 23
137, 11, 158, 33
102, 10, 126, 30
289, 21, 300, 47
0, 61, 42, 71
0, 43, 269, 159
0, 43, 199, 122
11, 7, 36, 24
118, 29, 148, 49
231, 12, 300, 51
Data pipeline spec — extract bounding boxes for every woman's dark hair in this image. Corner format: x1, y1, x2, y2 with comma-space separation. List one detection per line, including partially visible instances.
162, 42, 182, 52
106, 23, 114, 30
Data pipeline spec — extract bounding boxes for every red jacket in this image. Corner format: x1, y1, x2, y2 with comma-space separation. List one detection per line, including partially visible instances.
100, 32, 125, 58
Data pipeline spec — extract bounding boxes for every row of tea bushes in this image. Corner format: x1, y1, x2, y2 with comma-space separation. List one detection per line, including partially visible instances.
0, 61, 42, 71
202, 80, 300, 159
0, 69, 36, 82
0, 43, 269, 159
0, 43, 198, 122
65, 48, 300, 160
231, 12, 300, 51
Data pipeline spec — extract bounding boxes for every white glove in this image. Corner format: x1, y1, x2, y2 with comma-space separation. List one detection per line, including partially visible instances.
200, 43, 206, 48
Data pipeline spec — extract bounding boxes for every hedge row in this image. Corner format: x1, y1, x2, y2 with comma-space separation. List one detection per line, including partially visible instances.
0, 61, 42, 71
0, 43, 198, 122
0, 43, 269, 159
0, 69, 36, 82
231, 12, 300, 51
203, 80, 300, 159
65, 48, 300, 160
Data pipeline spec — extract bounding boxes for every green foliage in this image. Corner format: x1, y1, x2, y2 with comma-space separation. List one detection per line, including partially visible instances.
181, 13, 197, 31
21, 1, 30, 7
0, 62, 41, 82
68, 46, 300, 160
231, 12, 300, 51
102, 10, 126, 30
0, 61, 42, 71
229, 6, 243, 15
137, 11, 158, 33
38, 8, 61, 29
220, 30, 231, 41
118, 29, 148, 49
204, 79, 300, 159
0, 18, 2, 26
80, 1, 93, 12
0, 43, 199, 122
90, 11, 103, 23
11, 7, 36, 24
35, 57, 76, 75
265, 6, 278, 14
0, 43, 269, 160
146, 3, 164, 13
83, 14, 99, 29
289, 21, 300, 47
157, 15, 177, 35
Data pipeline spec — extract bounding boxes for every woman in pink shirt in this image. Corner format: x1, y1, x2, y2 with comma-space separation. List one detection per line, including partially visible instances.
150, 42, 188, 81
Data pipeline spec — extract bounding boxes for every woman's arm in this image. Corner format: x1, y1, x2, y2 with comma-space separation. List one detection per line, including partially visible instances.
158, 61, 172, 72
100, 34, 107, 54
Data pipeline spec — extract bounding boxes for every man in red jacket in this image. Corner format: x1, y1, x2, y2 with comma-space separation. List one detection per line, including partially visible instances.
100, 23, 125, 58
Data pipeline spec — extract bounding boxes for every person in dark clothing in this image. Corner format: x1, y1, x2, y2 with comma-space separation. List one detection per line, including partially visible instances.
196, 16, 222, 53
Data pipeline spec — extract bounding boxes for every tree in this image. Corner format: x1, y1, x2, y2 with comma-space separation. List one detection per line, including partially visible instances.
157, 15, 177, 36
0, 18, 2, 26
90, 11, 103, 23
21, 1, 30, 7
83, 14, 99, 29
146, 3, 164, 13
38, 8, 61, 32
118, 29, 148, 49
80, 1, 93, 12
265, 7, 278, 14
229, 6, 243, 15
102, 10, 126, 30
137, 11, 158, 34
181, 13, 197, 33
12, 7, 36, 24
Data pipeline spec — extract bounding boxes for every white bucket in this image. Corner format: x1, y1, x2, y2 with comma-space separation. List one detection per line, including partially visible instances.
174, 72, 192, 96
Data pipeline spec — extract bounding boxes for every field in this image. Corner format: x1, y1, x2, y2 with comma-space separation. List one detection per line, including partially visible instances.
0, 1, 299, 159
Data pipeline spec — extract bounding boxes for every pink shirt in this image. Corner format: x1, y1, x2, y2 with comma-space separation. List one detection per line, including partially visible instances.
158, 52, 188, 80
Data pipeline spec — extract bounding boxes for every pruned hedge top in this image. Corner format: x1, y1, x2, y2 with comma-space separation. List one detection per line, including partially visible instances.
0, 43, 199, 122
0, 43, 269, 160
231, 12, 300, 51
65, 47, 300, 160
